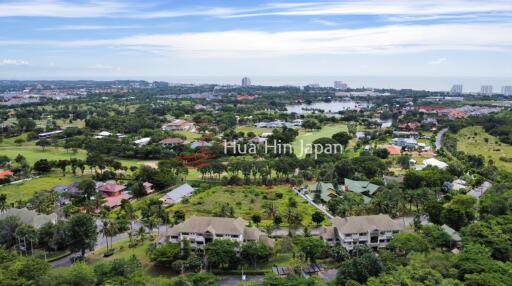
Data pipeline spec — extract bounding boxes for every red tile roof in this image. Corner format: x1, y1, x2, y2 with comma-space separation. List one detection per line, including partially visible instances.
159, 137, 185, 145
0, 170, 14, 179
97, 183, 126, 194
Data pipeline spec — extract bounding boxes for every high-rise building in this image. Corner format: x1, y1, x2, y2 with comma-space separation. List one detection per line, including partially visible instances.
480, 85, 493, 96
241, 77, 251, 87
450, 84, 463, 95
501, 86, 512, 96
334, 81, 348, 90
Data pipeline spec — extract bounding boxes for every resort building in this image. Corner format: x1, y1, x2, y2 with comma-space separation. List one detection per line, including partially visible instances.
161, 216, 274, 249
160, 184, 194, 206
0, 208, 58, 228
320, 214, 403, 251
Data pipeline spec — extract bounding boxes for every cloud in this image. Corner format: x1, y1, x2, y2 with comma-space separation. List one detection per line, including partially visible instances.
0, 0, 131, 18
37, 25, 142, 31
310, 19, 338, 26
7, 23, 508, 57
0, 59, 29, 65
428, 58, 447, 65
1, 0, 511, 21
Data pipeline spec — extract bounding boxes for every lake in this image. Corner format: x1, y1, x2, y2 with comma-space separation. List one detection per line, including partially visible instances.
285, 100, 369, 114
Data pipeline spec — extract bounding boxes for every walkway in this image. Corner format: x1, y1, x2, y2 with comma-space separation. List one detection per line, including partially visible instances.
291, 187, 334, 220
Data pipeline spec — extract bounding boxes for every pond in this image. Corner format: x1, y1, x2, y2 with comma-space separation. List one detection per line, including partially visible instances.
285, 100, 370, 114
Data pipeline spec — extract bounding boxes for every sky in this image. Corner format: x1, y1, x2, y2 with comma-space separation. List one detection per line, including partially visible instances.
0, 0, 512, 90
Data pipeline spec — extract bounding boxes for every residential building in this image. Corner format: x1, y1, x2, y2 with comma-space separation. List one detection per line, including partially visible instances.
343, 179, 380, 203
450, 84, 463, 95
241, 77, 251, 87
441, 224, 462, 248
501, 85, 512, 96
38, 130, 63, 138
392, 137, 417, 148
162, 119, 196, 132
0, 208, 57, 228
467, 181, 492, 199
423, 158, 448, 170
386, 145, 401, 156
398, 123, 418, 131
334, 81, 348, 90
0, 169, 14, 181
160, 184, 194, 206
159, 137, 186, 147
161, 216, 274, 249
133, 137, 151, 147
97, 182, 132, 208
307, 182, 337, 202
320, 214, 402, 250
190, 140, 213, 150
480, 85, 493, 96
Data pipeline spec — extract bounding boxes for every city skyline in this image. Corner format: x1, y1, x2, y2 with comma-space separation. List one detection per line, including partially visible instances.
1, 0, 512, 89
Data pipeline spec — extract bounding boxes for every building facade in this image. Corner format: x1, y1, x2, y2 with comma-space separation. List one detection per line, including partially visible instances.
480, 85, 493, 96
241, 77, 251, 87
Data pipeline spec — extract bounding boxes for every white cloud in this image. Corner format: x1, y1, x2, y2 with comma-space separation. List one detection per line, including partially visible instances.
19, 23, 510, 57
310, 19, 338, 26
0, 0, 130, 18
428, 58, 447, 65
38, 25, 141, 31
0, 59, 29, 65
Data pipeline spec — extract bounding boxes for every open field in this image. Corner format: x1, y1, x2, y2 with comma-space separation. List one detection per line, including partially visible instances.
167, 185, 329, 227
293, 123, 348, 157
0, 145, 87, 165
456, 126, 512, 170
0, 175, 83, 203
236, 126, 274, 136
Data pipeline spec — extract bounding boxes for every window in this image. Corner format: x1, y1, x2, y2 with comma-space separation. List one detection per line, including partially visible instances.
182, 232, 189, 235
231, 235, 239, 238
171, 236, 178, 239
359, 232, 366, 236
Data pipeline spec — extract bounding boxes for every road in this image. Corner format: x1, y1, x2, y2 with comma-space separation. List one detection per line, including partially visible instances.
435, 128, 448, 150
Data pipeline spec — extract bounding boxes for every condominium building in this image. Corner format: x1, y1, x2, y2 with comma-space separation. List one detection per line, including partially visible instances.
450, 84, 463, 95
334, 81, 348, 90
241, 77, 251, 87
480, 85, 493, 96
319, 214, 403, 250
161, 216, 274, 249
501, 86, 512, 96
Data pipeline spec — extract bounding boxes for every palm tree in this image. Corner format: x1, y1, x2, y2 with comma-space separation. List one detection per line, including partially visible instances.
0, 194, 7, 213
121, 202, 137, 244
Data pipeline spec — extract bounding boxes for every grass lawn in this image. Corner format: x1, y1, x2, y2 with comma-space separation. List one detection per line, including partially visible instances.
0, 144, 87, 165
236, 126, 274, 136
0, 175, 83, 203
456, 125, 512, 170
87, 239, 153, 270
167, 185, 329, 227
173, 131, 202, 140
293, 123, 348, 158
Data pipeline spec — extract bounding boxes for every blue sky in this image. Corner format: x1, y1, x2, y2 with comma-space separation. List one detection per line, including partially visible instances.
1, 0, 512, 88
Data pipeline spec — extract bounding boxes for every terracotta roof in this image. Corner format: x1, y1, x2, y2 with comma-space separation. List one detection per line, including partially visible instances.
386, 145, 401, 155
0, 170, 14, 179
159, 137, 185, 145
97, 183, 126, 194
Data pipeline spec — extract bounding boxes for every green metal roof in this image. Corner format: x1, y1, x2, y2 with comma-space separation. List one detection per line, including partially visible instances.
344, 178, 380, 196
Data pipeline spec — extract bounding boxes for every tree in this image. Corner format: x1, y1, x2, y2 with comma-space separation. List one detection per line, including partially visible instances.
302, 118, 321, 130
332, 131, 352, 147
78, 179, 97, 201
0, 216, 22, 248
334, 159, 355, 182
36, 139, 51, 151
148, 243, 182, 267
387, 233, 429, 256
66, 214, 97, 257
130, 180, 147, 198
336, 253, 385, 285
41, 262, 97, 286
205, 240, 239, 270
295, 237, 326, 262
14, 138, 26, 146
240, 242, 272, 266
374, 148, 390, 159
0, 194, 7, 212
441, 195, 476, 230
28, 191, 56, 214
311, 211, 325, 226
251, 213, 262, 226
420, 225, 452, 249
33, 159, 52, 174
